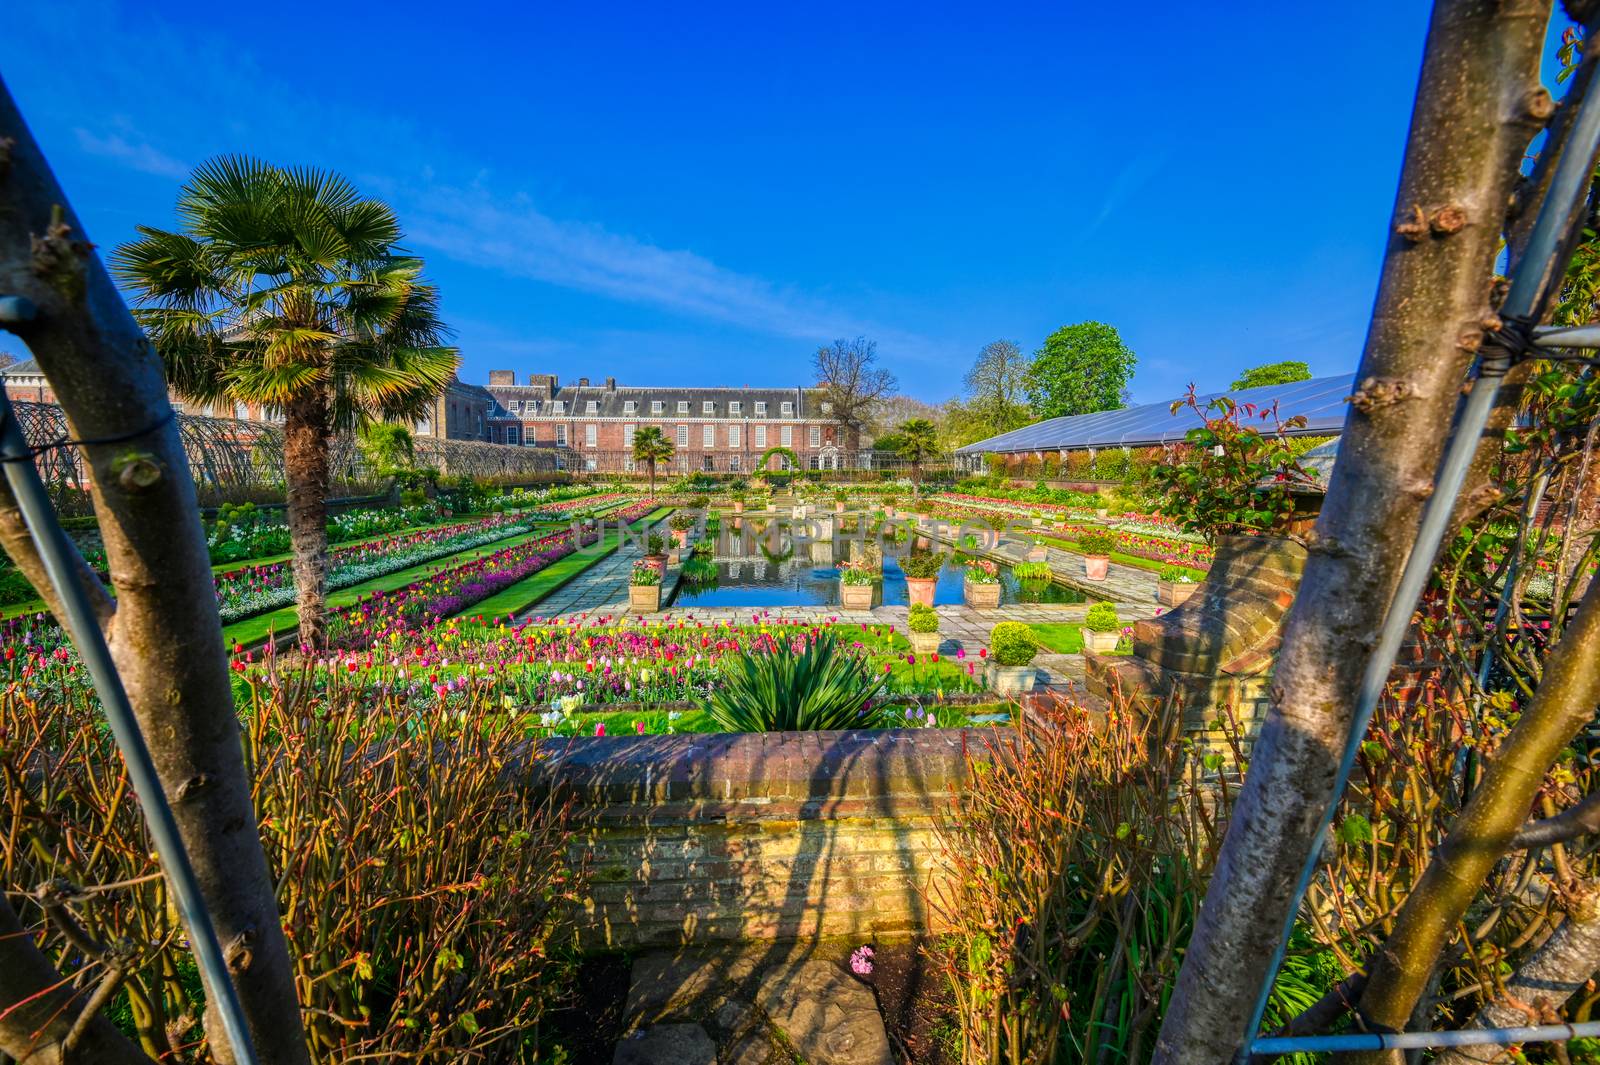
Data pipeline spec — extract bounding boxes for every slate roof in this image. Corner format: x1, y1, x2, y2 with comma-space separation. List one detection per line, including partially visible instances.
956, 373, 1354, 454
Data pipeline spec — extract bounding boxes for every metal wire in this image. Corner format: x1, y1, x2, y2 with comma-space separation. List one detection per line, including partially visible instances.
1237, 57, 1600, 1063
0, 388, 261, 1065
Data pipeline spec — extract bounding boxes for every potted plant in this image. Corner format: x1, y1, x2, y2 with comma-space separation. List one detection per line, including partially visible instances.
643, 533, 669, 575
669, 512, 695, 547
963, 558, 1001, 609
1157, 563, 1201, 607
983, 621, 1039, 694
1079, 530, 1114, 581
834, 491, 848, 513
628, 562, 662, 613
900, 549, 944, 607
1081, 602, 1122, 653
838, 560, 874, 609
1026, 536, 1049, 563
732, 491, 746, 513
908, 602, 941, 655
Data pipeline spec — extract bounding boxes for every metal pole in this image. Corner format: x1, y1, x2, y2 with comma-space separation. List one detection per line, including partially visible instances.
1252, 1020, 1600, 1057
1238, 64, 1600, 1062
0, 387, 261, 1065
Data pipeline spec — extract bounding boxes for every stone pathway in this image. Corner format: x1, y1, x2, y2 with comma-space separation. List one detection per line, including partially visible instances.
615, 944, 893, 1065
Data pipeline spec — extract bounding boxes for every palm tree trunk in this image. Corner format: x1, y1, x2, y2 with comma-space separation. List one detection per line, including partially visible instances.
648, 460, 656, 495
283, 390, 332, 648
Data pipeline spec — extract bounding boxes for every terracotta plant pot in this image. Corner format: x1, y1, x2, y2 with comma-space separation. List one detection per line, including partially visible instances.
964, 580, 1001, 610
1084, 555, 1110, 581
909, 630, 941, 655
629, 584, 661, 613
672, 528, 688, 547
905, 576, 937, 608
733, 501, 744, 513
1081, 628, 1120, 653
840, 581, 874, 609
1158, 579, 1199, 607
835, 502, 846, 513
984, 661, 1039, 695
883, 506, 896, 518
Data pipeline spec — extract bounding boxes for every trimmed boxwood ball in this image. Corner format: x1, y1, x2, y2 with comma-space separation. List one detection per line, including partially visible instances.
908, 603, 939, 633
988, 621, 1038, 666
1086, 602, 1120, 632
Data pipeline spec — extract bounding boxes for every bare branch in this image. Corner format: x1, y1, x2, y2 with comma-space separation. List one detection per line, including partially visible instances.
1511, 790, 1600, 850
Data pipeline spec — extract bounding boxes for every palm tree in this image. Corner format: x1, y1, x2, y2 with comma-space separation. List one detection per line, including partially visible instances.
632, 426, 674, 494
895, 417, 941, 483
114, 157, 458, 648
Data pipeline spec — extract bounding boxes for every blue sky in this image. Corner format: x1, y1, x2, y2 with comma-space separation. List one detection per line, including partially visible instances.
0, 2, 1540, 403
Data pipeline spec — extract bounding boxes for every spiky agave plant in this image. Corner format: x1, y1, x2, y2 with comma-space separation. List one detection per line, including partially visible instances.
702, 631, 888, 731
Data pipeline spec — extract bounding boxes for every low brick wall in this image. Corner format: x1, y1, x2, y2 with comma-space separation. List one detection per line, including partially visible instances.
534, 729, 985, 949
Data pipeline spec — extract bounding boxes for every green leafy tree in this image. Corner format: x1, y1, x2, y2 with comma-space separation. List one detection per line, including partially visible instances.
1027, 321, 1136, 418
631, 425, 674, 494
358, 422, 416, 475
894, 417, 941, 482
1230, 360, 1313, 390
115, 157, 458, 648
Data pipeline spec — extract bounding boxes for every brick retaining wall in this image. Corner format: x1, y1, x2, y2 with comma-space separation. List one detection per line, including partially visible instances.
532, 728, 985, 949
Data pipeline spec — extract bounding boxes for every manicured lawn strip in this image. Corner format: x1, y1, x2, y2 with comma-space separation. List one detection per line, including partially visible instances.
223, 527, 570, 647
545, 698, 1005, 738
1033, 533, 1206, 581
458, 507, 675, 623
1028, 622, 1085, 654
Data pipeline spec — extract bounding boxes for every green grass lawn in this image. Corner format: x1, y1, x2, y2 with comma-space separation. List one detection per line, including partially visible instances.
222, 525, 573, 647
1028, 622, 1085, 654
1033, 534, 1206, 582
541, 698, 1012, 738
459, 507, 673, 624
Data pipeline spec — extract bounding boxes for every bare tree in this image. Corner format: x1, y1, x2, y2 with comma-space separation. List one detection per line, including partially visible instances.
1153, 1, 1553, 1060
0, 77, 309, 1064
814, 336, 897, 448
963, 338, 1032, 438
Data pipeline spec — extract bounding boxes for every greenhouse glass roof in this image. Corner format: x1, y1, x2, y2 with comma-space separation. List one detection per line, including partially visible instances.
954, 372, 1356, 454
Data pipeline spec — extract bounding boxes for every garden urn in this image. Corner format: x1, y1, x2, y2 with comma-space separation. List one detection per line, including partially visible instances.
1081, 628, 1121, 654
629, 584, 662, 613
984, 661, 1039, 695
905, 577, 937, 608
1158, 579, 1199, 607
964, 579, 1001, 610
1084, 555, 1110, 581
840, 581, 874, 610
910, 630, 941, 655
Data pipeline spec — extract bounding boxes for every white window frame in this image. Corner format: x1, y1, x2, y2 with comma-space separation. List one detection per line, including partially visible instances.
552, 400, 566, 415
780, 425, 793, 447
781, 401, 794, 417
703, 400, 715, 415
728, 425, 740, 448
651, 400, 664, 414
703, 424, 715, 448
754, 425, 767, 447
585, 423, 597, 448
676, 424, 688, 446
677, 401, 689, 414
755, 401, 767, 416
624, 400, 637, 414
729, 401, 742, 415
729, 455, 741, 471
623, 423, 636, 447
809, 426, 821, 447
555, 424, 568, 446
586, 400, 598, 415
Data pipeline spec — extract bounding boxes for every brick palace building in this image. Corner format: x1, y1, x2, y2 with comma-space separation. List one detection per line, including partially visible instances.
481, 370, 866, 474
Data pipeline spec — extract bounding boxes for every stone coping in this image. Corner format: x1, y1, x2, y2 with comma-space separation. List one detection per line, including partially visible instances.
532, 727, 992, 808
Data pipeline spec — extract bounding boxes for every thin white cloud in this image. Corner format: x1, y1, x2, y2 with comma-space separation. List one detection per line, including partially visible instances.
73, 128, 188, 179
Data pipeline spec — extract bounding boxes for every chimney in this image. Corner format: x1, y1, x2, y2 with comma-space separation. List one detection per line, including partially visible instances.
487, 370, 515, 387
578, 377, 590, 387
605, 376, 616, 391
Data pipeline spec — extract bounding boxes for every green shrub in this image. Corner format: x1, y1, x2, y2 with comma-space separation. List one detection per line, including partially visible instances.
630, 563, 662, 586
1078, 530, 1115, 556
1013, 561, 1052, 581
669, 513, 696, 532
399, 488, 427, 507
646, 533, 668, 556
701, 633, 887, 731
900, 550, 946, 579
686, 494, 710, 510
908, 603, 940, 633
1086, 602, 1120, 633
989, 622, 1038, 666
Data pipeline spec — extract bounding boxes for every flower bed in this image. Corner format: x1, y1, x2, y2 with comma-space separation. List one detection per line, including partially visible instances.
213, 514, 534, 622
